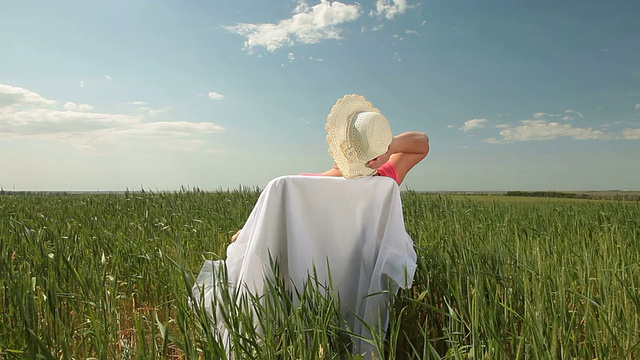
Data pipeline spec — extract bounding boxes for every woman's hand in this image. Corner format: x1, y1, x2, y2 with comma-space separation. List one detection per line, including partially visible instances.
366, 148, 392, 169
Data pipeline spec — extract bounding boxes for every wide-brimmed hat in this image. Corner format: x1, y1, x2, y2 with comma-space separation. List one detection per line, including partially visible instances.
325, 94, 392, 179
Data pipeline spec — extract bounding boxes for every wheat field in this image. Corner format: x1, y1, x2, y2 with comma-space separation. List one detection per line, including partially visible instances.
1, 190, 639, 359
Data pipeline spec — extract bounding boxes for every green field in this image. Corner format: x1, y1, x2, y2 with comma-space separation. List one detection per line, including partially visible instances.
1, 191, 639, 359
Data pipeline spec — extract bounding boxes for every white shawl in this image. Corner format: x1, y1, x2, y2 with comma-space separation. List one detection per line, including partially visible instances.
193, 175, 417, 357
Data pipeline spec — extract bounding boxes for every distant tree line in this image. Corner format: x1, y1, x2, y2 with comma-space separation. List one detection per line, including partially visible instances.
506, 191, 640, 201
506, 191, 587, 199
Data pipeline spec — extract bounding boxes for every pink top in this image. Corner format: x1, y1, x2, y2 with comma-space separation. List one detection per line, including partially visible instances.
376, 161, 399, 184
300, 161, 400, 185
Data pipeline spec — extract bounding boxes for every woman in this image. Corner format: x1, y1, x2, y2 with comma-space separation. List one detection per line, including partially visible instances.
231, 94, 429, 241
320, 130, 429, 186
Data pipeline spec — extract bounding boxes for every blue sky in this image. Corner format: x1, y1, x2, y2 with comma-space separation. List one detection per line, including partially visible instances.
1, 0, 639, 191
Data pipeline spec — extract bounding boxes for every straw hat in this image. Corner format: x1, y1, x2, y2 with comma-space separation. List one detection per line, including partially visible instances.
325, 94, 392, 179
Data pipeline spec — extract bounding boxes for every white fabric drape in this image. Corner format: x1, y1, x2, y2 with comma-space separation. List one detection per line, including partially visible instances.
193, 175, 417, 357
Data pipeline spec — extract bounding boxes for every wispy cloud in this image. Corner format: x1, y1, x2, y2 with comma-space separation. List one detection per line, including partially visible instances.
127, 101, 147, 106
208, 91, 224, 100
622, 128, 640, 139
635, 103, 640, 110
0, 83, 224, 153
226, 0, 360, 52
63, 102, 94, 112
460, 118, 488, 132
372, 0, 409, 19
565, 109, 583, 118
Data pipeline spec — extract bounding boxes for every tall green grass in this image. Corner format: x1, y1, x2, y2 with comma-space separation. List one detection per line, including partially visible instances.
1, 190, 639, 358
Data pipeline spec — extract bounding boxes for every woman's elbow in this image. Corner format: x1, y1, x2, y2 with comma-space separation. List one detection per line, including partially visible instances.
417, 132, 430, 154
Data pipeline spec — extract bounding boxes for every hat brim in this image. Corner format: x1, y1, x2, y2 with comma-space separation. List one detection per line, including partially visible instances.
325, 94, 381, 179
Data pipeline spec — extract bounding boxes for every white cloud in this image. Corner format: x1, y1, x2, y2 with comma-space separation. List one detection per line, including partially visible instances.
461, 118, 488, 132
63, 102, 94, 112
208, 91, 224, 100
622, 128, 640, 139
532, 112, 547, 119
127, 101, 148, 106
0, 108, 140, 136
635, 103, 640, 110
79, 81, 85, 88
565, 109, 583, 118
405, 29, 419, 36
226, 0, 361, 52
0, 83, 224, 153
486, 120, 607, 143
0, 84, 56, 108
372, 24, 384, 31
447, 124, 455, 129
141, 107, 171, 117
106, 75, 112, 81
288, 52, 295, 62
373, 0, 409, 19
420, 20, 426, 26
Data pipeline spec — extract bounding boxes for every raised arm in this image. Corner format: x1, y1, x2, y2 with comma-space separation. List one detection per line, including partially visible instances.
367, 132, 430, 185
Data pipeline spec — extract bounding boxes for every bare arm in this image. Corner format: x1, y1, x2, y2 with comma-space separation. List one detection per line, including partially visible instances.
321, 132, 430, 184
367, 132, 430, 185
320, 163, 342, 177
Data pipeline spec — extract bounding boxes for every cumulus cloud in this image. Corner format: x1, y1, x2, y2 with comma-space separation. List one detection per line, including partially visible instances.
460, 118, 488, 132
208, 91, 224, 100
532, 112, 547, 119
373, 0, 409, 19
0, 84, 56, 108
226, 0, 361, 52
485, 120, 607, 143
0, 83, 224, 153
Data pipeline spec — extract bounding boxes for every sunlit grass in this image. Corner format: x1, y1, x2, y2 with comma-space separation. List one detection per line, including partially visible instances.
1, 190, 639, 358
